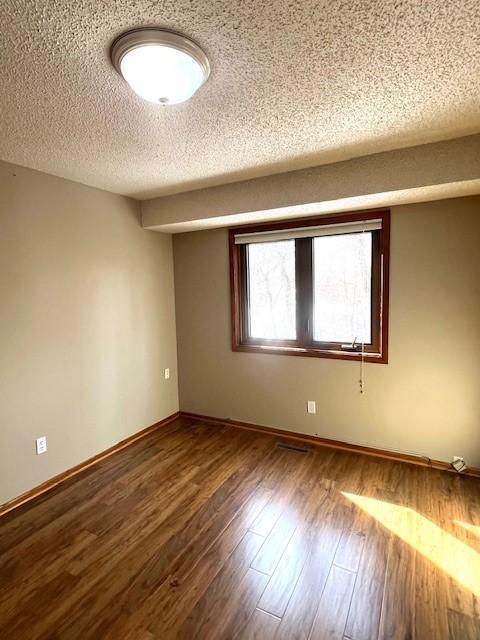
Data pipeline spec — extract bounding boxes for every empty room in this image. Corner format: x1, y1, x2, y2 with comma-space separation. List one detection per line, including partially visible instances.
0, 1, 479, 639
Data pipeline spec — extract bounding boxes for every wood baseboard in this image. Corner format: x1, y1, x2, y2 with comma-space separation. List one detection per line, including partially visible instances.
180, 411, 480, 478
3, 408, 476, 519
0, 411, 180, 518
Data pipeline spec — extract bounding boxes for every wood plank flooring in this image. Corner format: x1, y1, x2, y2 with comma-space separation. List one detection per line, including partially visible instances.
1, 416, 479, 639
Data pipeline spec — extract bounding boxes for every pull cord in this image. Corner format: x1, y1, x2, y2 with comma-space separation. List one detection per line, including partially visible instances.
359, 220, 367, 395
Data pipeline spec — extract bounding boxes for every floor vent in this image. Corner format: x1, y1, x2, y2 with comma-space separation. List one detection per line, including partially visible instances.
276, 441, 311, 454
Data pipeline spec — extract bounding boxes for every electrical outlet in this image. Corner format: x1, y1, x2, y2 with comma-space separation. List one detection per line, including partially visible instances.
307, 400, 316, 414
164, 367, 170, 380
36, 436, 47, 455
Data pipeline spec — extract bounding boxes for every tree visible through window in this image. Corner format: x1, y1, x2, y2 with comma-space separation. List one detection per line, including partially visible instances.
230, 211, 390, 363
247, 240, 296, 340
313, 233, 372, 344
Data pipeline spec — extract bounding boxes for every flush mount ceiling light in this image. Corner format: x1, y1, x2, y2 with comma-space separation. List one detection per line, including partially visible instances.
111, 28, 210, 105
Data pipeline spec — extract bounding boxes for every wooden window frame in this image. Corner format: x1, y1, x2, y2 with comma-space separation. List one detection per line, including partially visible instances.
229, 209, 390, 364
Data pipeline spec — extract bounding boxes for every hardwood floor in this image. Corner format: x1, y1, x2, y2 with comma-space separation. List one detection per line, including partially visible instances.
1, 416, 479, 639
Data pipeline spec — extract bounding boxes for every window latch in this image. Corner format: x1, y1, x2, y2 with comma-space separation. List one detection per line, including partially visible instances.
341, 337, 358, 350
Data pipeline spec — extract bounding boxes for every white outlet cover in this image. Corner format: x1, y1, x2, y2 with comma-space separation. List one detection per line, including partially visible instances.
36, 436, 47, 455
164, 367, 170, 380
307, 400, 316, 414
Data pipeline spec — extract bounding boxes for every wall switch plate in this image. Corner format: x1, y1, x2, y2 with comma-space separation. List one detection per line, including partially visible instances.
36, 436, 47, 455
164, 368, 170, 380
307, 400, 316, 414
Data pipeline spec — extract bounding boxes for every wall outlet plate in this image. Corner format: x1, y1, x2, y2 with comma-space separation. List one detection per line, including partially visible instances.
36, 436, 47, 455
164, 367, 170, 380
307, 400, 316, 414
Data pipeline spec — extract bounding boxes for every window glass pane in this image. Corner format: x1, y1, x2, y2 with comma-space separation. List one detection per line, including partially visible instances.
247, 240, 296, 340
313, 233, 372, 344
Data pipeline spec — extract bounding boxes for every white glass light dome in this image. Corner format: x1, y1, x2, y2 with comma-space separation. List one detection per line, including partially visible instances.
111, 29, 210, 105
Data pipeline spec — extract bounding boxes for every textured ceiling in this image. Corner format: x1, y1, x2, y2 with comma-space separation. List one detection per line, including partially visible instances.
0, 1, 479, 199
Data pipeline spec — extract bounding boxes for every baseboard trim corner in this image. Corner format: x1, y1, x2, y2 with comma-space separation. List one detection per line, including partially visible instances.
179, 411, 480, 478
0, 411, 180, 518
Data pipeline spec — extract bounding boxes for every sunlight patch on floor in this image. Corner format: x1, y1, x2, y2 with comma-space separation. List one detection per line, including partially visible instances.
454, 520, 480, 539
342, 492, 480, 597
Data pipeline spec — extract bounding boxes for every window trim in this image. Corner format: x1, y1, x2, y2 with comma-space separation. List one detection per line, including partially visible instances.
229, 209, 390, 364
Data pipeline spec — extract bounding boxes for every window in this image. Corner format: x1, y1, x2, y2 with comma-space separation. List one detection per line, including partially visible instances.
247, 240, 296, 340
229, 210, 390, 362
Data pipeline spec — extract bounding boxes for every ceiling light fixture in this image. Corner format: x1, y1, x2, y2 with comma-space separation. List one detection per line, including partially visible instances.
111, 28, 210, 105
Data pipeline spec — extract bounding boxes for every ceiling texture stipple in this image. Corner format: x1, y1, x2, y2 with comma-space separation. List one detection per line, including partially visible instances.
0, 1, 479, 200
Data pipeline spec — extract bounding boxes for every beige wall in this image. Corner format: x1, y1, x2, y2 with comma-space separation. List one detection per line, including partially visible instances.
0, 162, 178, 505
173, 196, 480, 467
